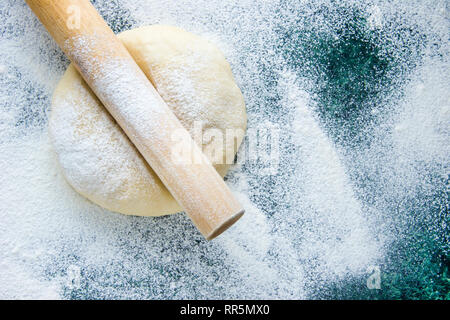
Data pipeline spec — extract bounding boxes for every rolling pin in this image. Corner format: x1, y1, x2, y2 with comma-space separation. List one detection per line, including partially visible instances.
26, 0, 244, 240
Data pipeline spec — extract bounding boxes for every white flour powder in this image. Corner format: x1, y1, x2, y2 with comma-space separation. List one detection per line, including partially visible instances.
0, 0, 448, 299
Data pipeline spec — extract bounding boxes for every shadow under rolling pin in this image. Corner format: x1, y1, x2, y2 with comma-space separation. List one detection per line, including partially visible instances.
26, 0, 244, 240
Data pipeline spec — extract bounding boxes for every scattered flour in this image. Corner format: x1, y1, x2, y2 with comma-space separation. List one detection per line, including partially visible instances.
0, 0, 448, 299
280, 73, 381, 278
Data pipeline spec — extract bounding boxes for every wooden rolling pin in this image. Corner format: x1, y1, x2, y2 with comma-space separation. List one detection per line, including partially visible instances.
26, 0, 244, 240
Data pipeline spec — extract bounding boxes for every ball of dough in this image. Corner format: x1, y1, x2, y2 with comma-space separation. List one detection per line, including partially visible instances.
49, 25, 246, 216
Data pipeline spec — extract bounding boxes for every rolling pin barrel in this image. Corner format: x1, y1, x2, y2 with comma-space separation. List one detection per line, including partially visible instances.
26, 0, 244, 240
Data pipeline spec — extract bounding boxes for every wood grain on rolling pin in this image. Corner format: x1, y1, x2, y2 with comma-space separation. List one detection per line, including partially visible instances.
26, 0, 244, 240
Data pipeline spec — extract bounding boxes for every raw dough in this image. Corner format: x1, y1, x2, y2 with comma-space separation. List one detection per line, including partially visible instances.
49, 25, 247, 216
